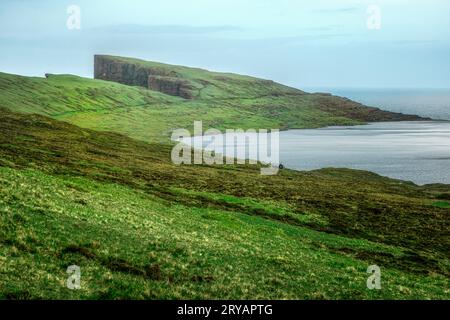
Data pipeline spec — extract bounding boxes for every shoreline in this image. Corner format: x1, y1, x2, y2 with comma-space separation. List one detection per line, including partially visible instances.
177, 120, 450, 186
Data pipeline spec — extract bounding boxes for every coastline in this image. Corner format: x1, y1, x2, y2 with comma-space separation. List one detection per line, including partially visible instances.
178, 120, 450, 186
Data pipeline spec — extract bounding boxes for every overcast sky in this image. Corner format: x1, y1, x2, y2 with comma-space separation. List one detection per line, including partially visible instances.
0, 0, 449, 88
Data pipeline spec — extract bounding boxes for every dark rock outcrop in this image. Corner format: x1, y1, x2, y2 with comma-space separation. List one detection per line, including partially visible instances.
94, 55, 195, 99
148, 76, 195, 99
95, 55, 153, 87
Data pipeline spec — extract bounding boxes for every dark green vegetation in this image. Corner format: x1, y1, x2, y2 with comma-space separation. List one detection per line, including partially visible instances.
0, 108, 448, 299
0, 57, 447, 299
433, 201, 450, 209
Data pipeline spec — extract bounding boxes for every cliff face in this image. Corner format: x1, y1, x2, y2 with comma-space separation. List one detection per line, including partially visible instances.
148, 76, 195, 99
94, 55, 194, 99
95, 55, 152, 87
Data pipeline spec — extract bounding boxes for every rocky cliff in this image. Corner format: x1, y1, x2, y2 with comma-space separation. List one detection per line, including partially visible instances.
94, 55, 195, 99
148, 76, 195, 99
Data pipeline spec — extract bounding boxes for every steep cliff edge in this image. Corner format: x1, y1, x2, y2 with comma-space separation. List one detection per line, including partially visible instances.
94, 55, 198, 99
148, 75, 195, 99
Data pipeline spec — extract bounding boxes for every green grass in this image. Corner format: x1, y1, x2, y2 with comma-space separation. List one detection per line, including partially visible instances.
433, 201, 450, 209
1, 167, 448, 299
0, 56, 423, 144
0, 108, 448, 299
0, 57, 446, 299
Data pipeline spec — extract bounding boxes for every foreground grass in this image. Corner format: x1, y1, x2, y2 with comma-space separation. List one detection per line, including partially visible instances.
0, 167, 448, 299
0, 108, 448, 299
433, 201, 450, 209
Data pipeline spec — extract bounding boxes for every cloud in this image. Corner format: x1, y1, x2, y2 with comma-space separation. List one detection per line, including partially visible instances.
313, 7, 359, 14
393, 40, 438, 45
88, 24, 242, 35
254, 33, 353, 46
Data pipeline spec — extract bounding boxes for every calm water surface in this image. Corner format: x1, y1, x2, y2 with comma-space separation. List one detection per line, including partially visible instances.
182, 121, 450, 185
304, 88, 450, 120
279, 121, 450, 185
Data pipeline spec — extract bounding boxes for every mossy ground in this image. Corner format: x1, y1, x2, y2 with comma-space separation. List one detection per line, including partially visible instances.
0, 108, 448, 299
0, 167, 448, 299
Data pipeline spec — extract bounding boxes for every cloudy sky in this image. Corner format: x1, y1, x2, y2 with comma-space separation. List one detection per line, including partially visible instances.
0, 0, 449, 88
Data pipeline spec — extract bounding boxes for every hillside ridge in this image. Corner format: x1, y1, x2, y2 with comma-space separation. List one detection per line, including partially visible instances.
0, 56, 427, 145
93, 55, 427, 122
94, 54, 305, 100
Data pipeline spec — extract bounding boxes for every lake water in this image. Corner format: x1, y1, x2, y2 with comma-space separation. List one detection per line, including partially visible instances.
181, 121, 450, 185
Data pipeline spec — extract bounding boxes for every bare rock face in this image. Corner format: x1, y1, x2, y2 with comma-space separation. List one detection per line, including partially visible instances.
94, 55, 194, 99
95, 56, 149, 87
148, 76, 195, 99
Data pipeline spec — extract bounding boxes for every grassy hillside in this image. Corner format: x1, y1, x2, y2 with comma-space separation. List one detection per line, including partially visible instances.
0, 108, 448, 299
95, 55, 307, 100
0, 56, 425, 143
0, 57, 447, 299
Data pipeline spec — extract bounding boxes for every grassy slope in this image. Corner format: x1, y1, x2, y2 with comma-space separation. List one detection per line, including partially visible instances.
0, 109, 448, 299
0, 63, 424, 144
0, 59, 447, 299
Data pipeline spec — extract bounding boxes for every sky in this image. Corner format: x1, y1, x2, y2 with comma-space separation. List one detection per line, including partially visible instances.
0, 0, 449, 89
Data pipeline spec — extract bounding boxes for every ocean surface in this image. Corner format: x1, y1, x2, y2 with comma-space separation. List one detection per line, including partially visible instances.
180, 89, 450, 185
305, 87, 450, 120
277, 122, 450, 185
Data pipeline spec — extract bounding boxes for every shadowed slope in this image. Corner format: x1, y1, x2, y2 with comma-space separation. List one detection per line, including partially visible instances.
0, 108, 448, 279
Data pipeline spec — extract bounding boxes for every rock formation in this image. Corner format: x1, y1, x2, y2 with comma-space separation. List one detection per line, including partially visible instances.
94, 55, 195, 99
148, 76, 194, 99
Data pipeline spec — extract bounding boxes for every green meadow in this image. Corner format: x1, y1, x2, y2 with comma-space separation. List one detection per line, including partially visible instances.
0, 56, 448, 299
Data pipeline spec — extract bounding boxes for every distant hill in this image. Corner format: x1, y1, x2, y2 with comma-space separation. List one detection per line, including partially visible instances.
0, 55, 425, 143
94, 55, 305, 100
